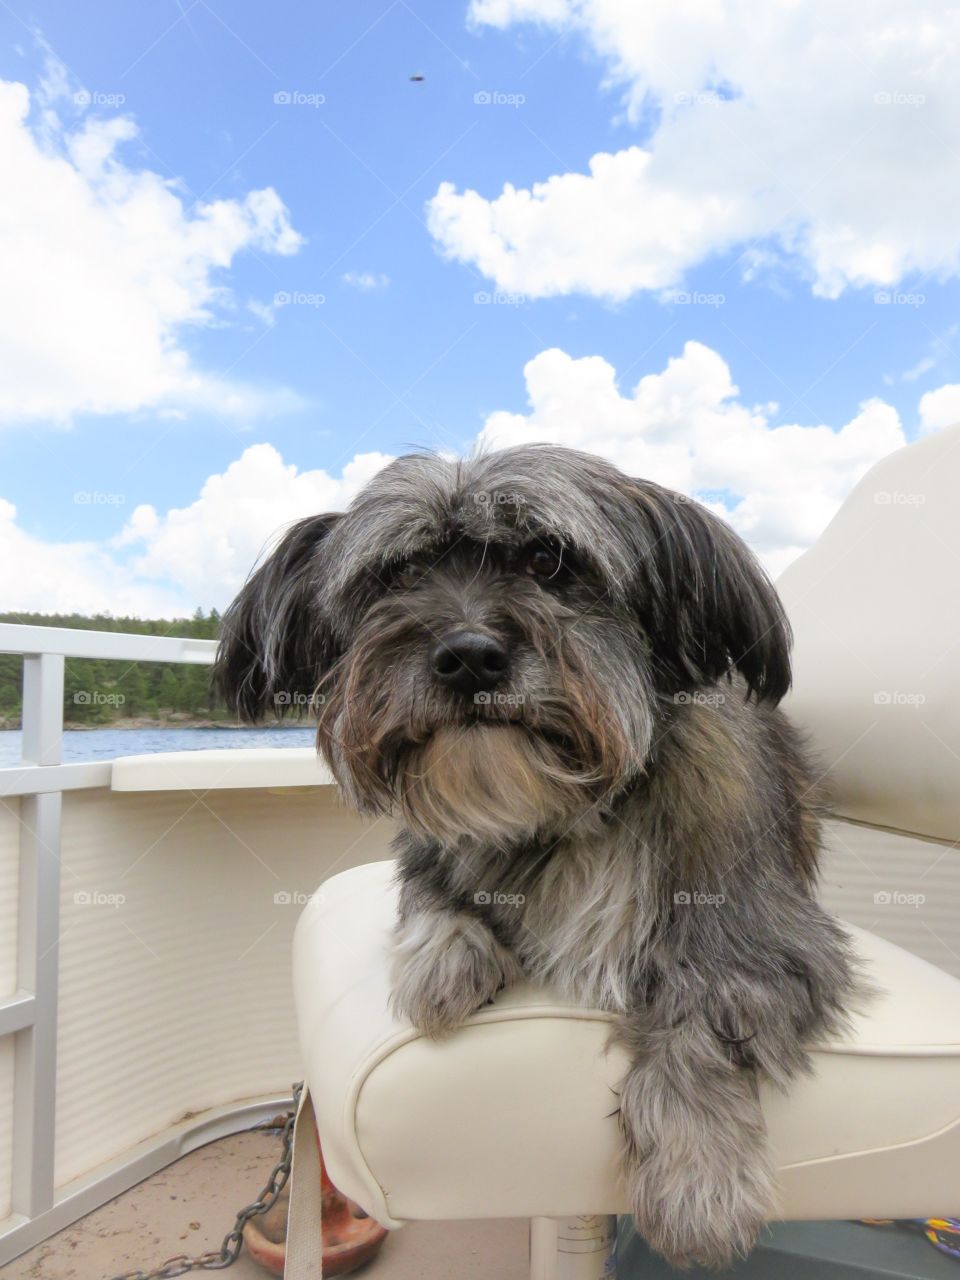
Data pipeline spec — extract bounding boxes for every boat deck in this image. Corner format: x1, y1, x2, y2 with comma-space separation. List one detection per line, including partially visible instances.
4, 1128, 528, 1280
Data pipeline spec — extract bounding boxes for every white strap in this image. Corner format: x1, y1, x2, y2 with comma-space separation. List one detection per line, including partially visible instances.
284, 1086, 323, 1279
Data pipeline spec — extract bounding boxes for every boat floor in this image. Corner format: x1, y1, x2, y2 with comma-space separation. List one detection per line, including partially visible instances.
5, 1129, 529, 1279
11, 1129, 955, 1280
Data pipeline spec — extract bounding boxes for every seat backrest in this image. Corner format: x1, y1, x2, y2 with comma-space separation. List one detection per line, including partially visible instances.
776, 425, 960, 844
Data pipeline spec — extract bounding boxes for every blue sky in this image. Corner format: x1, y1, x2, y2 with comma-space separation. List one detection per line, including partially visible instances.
1, 1, 958, 612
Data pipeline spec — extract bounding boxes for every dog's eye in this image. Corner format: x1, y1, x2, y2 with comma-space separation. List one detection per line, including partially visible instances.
524, 545, 564, 579
393, 561, 422, 590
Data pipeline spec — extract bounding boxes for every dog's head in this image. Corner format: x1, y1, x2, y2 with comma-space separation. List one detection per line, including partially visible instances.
214, 445, 791, 846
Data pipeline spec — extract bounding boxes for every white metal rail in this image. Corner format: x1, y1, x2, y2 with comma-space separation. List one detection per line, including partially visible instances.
0, 623, 290, 1264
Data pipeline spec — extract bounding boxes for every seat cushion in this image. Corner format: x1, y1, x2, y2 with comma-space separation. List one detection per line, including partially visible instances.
777, 424, 960, 843
293, 860, 960, 1227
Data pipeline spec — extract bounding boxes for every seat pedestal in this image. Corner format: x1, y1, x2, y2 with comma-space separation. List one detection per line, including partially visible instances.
530, 1216, 618, 1279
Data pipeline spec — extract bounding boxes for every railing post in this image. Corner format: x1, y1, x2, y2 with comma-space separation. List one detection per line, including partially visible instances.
12, 652, 65, 1217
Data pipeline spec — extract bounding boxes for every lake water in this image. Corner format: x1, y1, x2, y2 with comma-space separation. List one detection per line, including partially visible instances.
0, 726, 317, 766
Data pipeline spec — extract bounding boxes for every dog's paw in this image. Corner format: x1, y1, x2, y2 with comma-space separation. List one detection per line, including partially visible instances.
626, 1147, 771, 1269
389, 909, 521, 1037
618, 1056, 775, 1269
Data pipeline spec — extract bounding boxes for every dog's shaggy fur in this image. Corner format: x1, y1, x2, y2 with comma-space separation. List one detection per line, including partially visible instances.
214, 444, 861, 1268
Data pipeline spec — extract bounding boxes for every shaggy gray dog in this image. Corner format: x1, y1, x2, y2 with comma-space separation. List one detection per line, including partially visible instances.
214, 444, 860, 1268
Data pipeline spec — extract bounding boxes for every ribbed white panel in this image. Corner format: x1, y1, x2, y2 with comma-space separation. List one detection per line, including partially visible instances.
0, 1037, 13, 1219
0, 800, 20, 999
821, 818, 960, 978
54, 786, 395, 1189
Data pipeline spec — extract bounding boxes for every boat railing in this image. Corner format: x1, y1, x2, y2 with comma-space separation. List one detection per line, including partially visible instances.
0, 622, 218, 1257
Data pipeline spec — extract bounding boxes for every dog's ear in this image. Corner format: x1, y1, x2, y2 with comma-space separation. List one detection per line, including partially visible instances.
629, 482, 791, 702
213, 513, 341, 722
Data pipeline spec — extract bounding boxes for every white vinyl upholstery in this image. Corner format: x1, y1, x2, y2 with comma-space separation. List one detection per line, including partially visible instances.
777, 424, 960, 843
294, 859, 960, 1226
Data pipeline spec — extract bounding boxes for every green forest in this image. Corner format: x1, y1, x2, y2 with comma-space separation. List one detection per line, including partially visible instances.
0, 611, 256, 728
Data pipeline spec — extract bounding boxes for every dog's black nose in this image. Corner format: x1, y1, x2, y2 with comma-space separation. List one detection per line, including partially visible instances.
432, 630, 510, 697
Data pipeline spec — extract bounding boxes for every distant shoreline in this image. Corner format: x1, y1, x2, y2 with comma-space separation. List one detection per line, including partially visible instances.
0, 715, 311, 732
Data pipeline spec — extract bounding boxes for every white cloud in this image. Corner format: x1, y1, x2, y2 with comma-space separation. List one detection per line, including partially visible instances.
117, 444, 394, 604
431, 0, 960, 299
0, 70, 303, 424
901, 356, 936, 383
342, 271, 390, 291
918, 383, 960, 436
430, 149, 742, 299
477, 341, 908, 574
469, 0, 569, 23
0, 498, 192, 616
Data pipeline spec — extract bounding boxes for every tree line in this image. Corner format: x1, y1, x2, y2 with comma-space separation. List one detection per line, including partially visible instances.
0, 610, 252, 727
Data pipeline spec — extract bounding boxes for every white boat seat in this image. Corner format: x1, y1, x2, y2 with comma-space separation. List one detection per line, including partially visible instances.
292, 858, 960, 1229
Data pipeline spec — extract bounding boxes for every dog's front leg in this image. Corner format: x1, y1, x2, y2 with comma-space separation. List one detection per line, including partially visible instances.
616, 998, 774, 1269
389, 893, 523, 1038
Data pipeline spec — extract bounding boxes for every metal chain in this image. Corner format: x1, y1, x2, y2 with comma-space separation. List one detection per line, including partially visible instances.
108, 1082, 303, 1280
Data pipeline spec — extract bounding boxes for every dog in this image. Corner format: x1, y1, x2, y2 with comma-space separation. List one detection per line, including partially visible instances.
214, 444, 861, 1268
